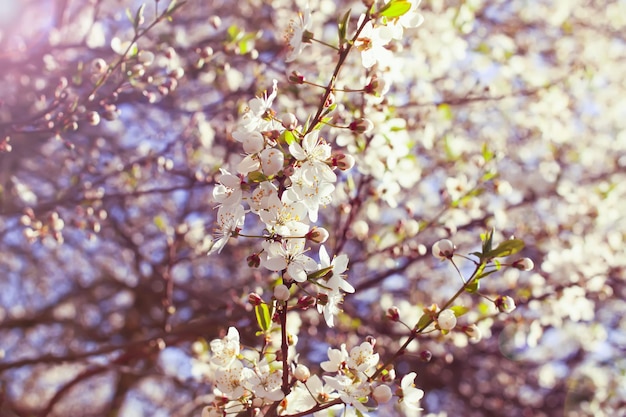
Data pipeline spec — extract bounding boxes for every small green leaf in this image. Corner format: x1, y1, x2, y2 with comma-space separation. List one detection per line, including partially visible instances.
255, 303, 271, 332
437, 103, 453, 121
338, 9, 351, 44
450, 305, 469, 317
153, 215, 166, 231
125, 7, 134, 25
378, 0, 412, 18
465, 280, 480, 293
307, 266, 334, 280
481, 227, 495, 256
282, 130, 296, 145
247, 171, 268, 183
415, 313, 432, 331
134, 4, 146, 31
166, 0, 187, 16
227, 25, 241, 42
486, 239, 525, 259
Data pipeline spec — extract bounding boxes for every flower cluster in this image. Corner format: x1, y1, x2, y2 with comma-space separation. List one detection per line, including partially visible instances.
198, 330, 424, 417
208, 77, 356, 328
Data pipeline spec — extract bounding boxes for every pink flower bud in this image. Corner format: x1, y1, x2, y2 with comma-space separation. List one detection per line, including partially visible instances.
289, 71, 305, 84
248, 292, 263, 306
432, 239, 454, 260
386, 306, 400, 322
372, 385, 393, 404
274, 284, 290, 301
280, 112, 298, 130
297, 295, 316, 310
495, 295, 516, 313
437, 309, 457, 331
348, 118, 374, 134
324, 92, 335, 107
294, 364, 310, 382
419, 350, 432, 362
306, 226, 329, 243
465, 324, 482, 343
512, 257, 534, 271
333, 152, 355, 171
247, 252, 261, 268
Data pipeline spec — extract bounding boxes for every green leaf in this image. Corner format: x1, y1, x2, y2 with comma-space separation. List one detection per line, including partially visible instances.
282, 130, 296, 145
378, 0, 412, 18
415, 313, 432, 331
125, 8, 134, 26
134, 4, 146, 31
450, 305, 469, 317
338, 9, 351, 44
153, 215, 166, 231
485, 239, 525, 259
437, 103, 453, 121
247, 171, 268, 183
481, 227, 495, 256
166, 0, 187, 16
255, 303, 271, 332
227, 25, 241, 42
307, 265, 334, 281
465, 280, 480, 293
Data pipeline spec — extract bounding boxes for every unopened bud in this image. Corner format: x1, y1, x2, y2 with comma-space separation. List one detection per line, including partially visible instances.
512, 257, 534, 271
372, 385, 393, 404
91, 58, 107, 74
317, 293, 328, 306
495, 295, 516, 313
333, 152, 355, 171
381, 368, 396, 382
366, 335, 377, 348
386, 306, 400, 322
432, 239, 454, 260
348, 118, 374, 134
419, 350, 432, 362
86, 111, 100, 126
437, 309, 457, 331
280, 112, 298, 130
274, 284, 290, 301
297, 295, 316, 310
294, 364, 310, 382
209, 16, 222, 29
247, 253, 261, 268
306, 226, 329, 244
289, 71, 305, 84
169, 67, 185, 80
465, 324, 482, 343
324, 92, 335, 107
248, 292, 263, 306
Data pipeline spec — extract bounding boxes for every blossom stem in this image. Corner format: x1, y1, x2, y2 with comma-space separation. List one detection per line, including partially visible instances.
310, 37, 341, 50
307, 14, 372, 134
369, 262, 485, 381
